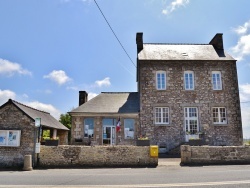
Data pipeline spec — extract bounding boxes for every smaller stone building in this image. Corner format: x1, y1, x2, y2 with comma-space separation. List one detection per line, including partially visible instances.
69, 92, 140, 146
0, 99, 69, 168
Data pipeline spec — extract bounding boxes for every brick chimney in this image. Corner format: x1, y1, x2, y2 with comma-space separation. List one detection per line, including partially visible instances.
136, 32, 143, 53
79, 91, 88, 106
209, 33, 224, 50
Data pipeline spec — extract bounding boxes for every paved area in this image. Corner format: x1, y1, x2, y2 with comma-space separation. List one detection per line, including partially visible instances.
158, 158, 181, 167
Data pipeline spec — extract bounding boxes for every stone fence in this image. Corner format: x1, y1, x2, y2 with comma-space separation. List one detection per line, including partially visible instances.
181, 145, 250, 165
39, 145, 158, 168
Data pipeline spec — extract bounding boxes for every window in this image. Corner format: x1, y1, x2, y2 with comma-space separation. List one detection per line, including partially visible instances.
124, 119, 135, 139
184, 71, 194, 90
213, 107, 227, 124
184, 107, 199, 134
84, 118, 94, 138
155, 107, 169, 124
212, 71, 222, 90
156, 71, 166, 90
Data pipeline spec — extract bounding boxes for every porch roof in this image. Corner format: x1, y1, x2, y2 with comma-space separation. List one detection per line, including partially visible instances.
70, 92, 139, 114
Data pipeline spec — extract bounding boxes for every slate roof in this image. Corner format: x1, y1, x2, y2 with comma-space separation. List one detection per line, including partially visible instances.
138, 44, 235, 61
70, 92, 139, 114
1, 99, 69, 130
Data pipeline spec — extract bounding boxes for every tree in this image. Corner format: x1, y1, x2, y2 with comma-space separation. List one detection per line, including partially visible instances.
59, 113, 72, 142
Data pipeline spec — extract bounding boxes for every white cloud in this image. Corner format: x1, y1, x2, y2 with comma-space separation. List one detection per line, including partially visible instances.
0, 58, 32, 76
230, 34, 250, 61
0, 90, 16, 105
233, 20, 250, 35
95, 77, 111, 87
239, 84, 250, 138
0, 89, 61, 119
43, 70, 71, 85
162, 0, 189, 15
24, 101, 61, 120
88, 92, 98, 100
230, 20, 250, 61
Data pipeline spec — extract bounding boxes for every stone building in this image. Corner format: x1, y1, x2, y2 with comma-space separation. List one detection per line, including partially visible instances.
70, 33, 243, 151
69, 92, 139, 145
136, 32, 243, 151
0, 99, 69, 168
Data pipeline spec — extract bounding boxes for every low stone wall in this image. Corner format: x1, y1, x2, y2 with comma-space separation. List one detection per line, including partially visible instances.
39, 145, 158, 168
181, 145, 250, 165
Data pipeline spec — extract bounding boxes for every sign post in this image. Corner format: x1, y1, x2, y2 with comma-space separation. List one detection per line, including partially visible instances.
35, 118, 41, 166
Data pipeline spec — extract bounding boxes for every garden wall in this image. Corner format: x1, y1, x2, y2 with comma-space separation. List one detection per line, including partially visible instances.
181, 145, 250, 165
39, 145, 158, 168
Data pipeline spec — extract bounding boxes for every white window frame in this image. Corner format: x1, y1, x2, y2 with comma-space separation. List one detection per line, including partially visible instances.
84, 118, 94, 138
124, 119, 135, 139
212, 71, 222, 90
184, 107, 199, 134
212, 107, 227, 124
156, 71, 166, 90
155, 107, 169, 125
184, 71, 194, 90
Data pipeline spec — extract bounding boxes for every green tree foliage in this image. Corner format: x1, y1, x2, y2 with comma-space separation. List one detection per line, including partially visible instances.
59, 113, 72, 142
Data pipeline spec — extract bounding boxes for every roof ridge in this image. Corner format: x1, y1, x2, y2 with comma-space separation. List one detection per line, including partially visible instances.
11, 99, 50, 114
144, 43, 209, 45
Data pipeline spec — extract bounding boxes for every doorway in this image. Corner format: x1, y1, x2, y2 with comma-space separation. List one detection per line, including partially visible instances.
103, 126, 116, 145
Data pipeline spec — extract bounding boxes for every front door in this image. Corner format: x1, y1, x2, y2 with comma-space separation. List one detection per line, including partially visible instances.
103, 126, 116, 145
184, 107, 199, 142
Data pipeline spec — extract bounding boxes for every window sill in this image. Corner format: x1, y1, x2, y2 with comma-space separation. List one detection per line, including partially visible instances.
213, 124, 228, 126
155, 124, 170, 126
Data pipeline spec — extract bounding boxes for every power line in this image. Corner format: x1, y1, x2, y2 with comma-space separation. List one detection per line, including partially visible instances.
93, 0, 136, 68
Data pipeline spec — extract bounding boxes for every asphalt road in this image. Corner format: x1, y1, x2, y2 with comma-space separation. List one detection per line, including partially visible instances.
1, 158, 250, 188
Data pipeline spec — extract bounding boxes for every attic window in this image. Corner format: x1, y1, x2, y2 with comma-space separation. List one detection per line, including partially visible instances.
182, 53, 188, 56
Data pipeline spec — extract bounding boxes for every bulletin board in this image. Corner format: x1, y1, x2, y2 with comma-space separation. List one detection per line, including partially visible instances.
0, 130, 21, 147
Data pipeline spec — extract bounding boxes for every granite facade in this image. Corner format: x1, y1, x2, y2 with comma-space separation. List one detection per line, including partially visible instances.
71, 115, 139, 146
138, 60, 243, 151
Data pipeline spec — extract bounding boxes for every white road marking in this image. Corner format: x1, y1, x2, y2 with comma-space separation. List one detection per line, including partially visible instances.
1, 180, 250, 188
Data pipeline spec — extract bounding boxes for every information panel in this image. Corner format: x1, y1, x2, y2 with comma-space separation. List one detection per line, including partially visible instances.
0, 130, 21, 147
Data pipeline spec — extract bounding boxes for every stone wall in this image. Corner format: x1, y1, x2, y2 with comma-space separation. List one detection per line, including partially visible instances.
181, 145, 250, 165
71, 115, 139, 146
138, 60, 242, 151
39, 145, 157, 167
0, 103, 36, 168
57, 129, 68, 145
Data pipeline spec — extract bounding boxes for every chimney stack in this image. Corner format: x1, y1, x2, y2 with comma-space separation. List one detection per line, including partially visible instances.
209, 33, 224, 50
136, 32, 143, 53
79, 91, 88, 106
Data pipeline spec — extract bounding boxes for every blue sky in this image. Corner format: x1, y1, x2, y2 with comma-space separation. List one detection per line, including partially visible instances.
1, 0, 250, 138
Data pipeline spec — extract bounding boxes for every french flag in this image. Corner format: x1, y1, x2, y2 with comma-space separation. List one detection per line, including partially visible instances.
116, 117, 121, 132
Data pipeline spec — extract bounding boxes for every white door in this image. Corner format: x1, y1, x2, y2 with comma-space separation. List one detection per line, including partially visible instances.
103, 126, 116, 145
184, 107, 199, 141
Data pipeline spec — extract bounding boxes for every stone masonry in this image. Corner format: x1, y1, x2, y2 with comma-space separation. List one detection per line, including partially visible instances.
0, 102, 36, 168
181, 145, 250, 165
71, 115, 139, 146
39, 145, 157, 167
139, 60, 243, 151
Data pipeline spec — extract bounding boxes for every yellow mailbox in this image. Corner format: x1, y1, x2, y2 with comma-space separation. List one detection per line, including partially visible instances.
150, 145, 158, 158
